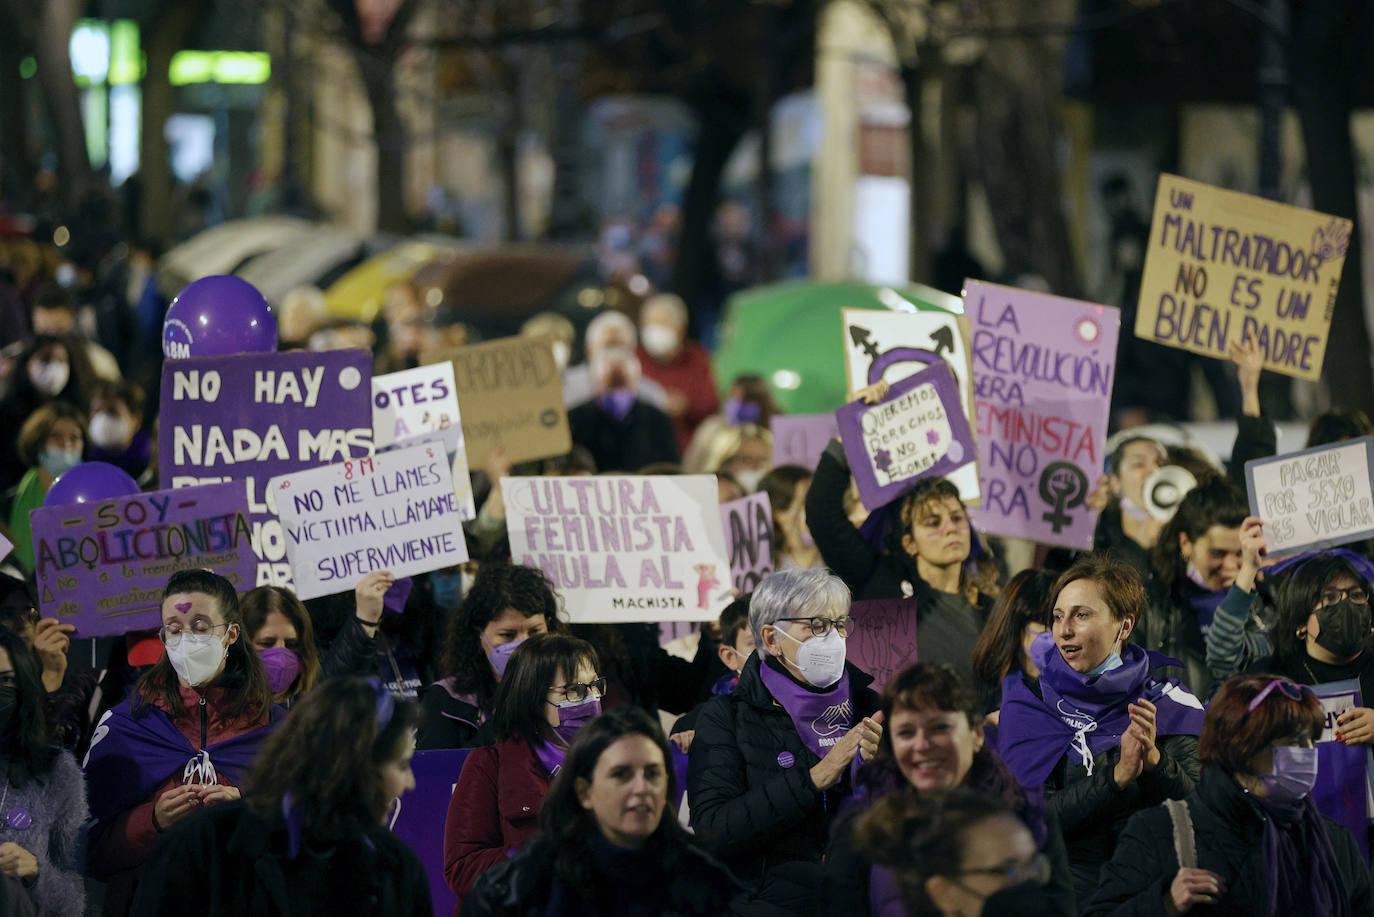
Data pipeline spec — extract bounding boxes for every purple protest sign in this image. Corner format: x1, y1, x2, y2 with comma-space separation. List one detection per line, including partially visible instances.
846, 599, 918, 693
836, 360, 976, 512
964, 280, 1120, 549
770, 414, 840, 471
720, 492, 774, 594
30, 482, 255, 637
390, 748, 468, 917
159, 349, 373, 590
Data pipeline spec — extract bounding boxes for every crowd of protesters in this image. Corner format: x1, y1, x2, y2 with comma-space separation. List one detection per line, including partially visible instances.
0, 220, 1373, 917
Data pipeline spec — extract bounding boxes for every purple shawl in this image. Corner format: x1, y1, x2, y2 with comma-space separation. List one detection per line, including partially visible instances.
759, 661, 854, 759
83, 696, 284, 826
998, 634, 1205, 788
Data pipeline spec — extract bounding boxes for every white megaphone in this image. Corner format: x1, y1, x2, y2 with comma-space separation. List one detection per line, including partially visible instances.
1142, 465, 1198, 523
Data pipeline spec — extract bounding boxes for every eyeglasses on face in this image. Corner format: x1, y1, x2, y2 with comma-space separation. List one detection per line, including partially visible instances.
775, 615, 855, 638
1246, 678, 1316, 713
159, 621, 229, 645
548, 676, 607, 703
1320, 585, 1370, 606
957, 852, 1051, 887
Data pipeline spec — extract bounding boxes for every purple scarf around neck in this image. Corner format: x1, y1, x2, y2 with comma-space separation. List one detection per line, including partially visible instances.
998, 633, 1205, 788
533, 739, 566, 778
758, 658, 854, 759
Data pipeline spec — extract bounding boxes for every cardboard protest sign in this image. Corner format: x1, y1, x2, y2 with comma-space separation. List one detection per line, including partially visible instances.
846, 599, 918, 693
842, 307, 979, 502
836, 360, 977, 512
771, 413, 840, 471
445, 335, 570, 468
159, 349, 374, 589
1312, 681, 1374, 857
270, 444, 469, 601
1136, 174, 1351, 381
720, 492, 773, 594
390, 749, 467, 917
965, 280, 1119, 549
31, 482, 255, 637
1245, 436, 1374, 554
503, 474, 734, 623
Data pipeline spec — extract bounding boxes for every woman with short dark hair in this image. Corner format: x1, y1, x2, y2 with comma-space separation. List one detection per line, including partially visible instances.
133, 677, 429, 916
1088, 674, 1373, 916
462, 706, 737, 916
998, 554, 1204, 907
84, 569, 282, 916
443, 634, 601, 907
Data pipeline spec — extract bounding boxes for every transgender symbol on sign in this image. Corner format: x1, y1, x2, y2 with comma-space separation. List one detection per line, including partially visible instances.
1039, 462, 1088, 534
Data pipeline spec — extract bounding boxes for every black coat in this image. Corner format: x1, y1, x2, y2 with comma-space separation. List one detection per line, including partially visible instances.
1142, 577, 1214, 699
1014, 671, 1201, 909
460, 834, 737, 917
567, 399, 680, 472
687, 653, 881, 917
1085, 767, 1374, 916
132, 800, 431, 917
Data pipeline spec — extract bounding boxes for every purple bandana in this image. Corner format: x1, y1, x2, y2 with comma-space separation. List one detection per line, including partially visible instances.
533, 739, 566, 778
83, 697, 285, 826
1267, 548, 1374, 585
759, 658, 854, 759
998, 633, 1205, 788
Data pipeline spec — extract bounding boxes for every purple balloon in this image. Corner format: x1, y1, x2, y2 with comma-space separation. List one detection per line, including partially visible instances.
163, 275, 278, 359
44, 462, 140, 508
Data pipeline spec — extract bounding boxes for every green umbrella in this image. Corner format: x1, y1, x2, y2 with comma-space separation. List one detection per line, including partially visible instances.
711, 279, 962, 414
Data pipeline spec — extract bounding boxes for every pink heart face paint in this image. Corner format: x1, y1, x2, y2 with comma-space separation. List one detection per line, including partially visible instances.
175, 602, 193, 612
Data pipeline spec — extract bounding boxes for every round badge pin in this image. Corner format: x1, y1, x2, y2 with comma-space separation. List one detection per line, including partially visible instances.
5, 808, 31, 830
777, 751, 795, 769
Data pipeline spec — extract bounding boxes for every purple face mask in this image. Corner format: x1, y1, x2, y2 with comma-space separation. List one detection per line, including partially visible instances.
598, 389, 636, 420
482, 633, 525, 680
724, 398, 761, 426
258, 647, 302, 695
552, 696, 601, 745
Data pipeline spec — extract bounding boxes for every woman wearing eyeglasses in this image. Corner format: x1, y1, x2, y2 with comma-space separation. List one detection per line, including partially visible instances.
851, 788, 1052, 917
688, 567, 883, 917
998, 554, 1205, 909
133, 677, 428, 916
824, 662, 1076, 916
443, 633, 603, 910
84, 569, 282, 917
1088, 673, 1373, 916
1207, 538, 1374, 747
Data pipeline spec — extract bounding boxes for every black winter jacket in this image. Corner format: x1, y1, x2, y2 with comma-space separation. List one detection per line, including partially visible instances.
1085, 766, 1374, 916
133, 800, 431, 917
687, 653, 881, 917
567, 399, 681, 472
460, 834, 737, 917
1141, 577, 1215, 699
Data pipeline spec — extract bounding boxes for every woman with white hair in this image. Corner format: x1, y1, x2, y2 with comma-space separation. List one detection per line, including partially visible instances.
687, 567, 884, 917
566, 346, 680, 472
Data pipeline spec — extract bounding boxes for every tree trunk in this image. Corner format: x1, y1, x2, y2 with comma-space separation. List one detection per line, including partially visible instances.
968, 0, 1080, 297
32, 0, 93, 208
352, 45, 408, 234
672, 95, 749, 340
139, 0, 199, 247
0, 38, 33, 208
497, 51, 522, 242
903, 62, 932, 285
1291, 0, 1374, 416
545, 0, 584, 241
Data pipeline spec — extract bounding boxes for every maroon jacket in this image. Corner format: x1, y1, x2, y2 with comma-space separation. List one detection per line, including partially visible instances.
442, 738, 550, 912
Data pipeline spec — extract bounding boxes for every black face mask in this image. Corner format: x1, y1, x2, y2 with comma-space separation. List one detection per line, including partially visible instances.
1314, 599, 1371, 660
979, 881, 1055, 917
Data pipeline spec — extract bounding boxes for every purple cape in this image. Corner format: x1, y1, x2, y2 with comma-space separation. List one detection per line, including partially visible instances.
83, 696, 285, 827
998, 634, 1205, 788
759, 660, 854, 759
